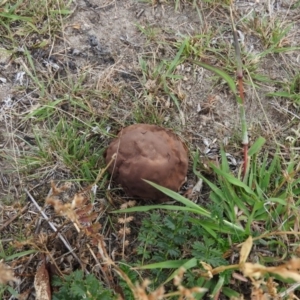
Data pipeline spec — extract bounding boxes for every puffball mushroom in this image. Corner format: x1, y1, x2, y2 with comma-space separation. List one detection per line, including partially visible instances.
105, 124, 188, 202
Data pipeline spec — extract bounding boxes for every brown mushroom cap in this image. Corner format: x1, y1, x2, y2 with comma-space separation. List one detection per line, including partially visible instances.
105, 124, 188, 202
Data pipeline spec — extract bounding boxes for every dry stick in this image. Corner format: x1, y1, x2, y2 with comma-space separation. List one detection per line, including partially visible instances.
108, 137, 122, 190
87, 242, 112, 288
0, 203, 29, 232
44, 246, 65, 277
230, 7, 249, 178
24, 189, 88, 274
279, 283, 300, 298
122, 214, 127, 260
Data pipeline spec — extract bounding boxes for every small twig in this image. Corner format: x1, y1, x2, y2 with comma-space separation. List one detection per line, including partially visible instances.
279, 283, 300, 298
136, 9, 144, 18
271, 101, 300, 120
95, 0, 115, 10
0, 203, 29, 232
122, 214, 126, 260
86, 243, 112, 288
44, 246, 64, 277
25, 189, 88, 274
94, 153, 116, 186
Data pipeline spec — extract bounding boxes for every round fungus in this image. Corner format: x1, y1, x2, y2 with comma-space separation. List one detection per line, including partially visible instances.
105, 124, 188, 202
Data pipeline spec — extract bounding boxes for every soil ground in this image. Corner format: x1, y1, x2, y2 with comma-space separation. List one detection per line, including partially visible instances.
1, 0, 300, 299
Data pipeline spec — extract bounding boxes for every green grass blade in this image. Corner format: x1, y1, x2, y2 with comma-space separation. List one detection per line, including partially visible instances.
223, 287, 241, 298
220, 147, 230, 173
0, 12, 32, 22
164, 258, 198, 284
144, 180, 210, 213
167, 38, 187, 73
113, 205, 208, 215
1, 249, 37, 261
189, 218, 243, 235
201, 223, 218, 239
210, 164, 255, 195
197, 172, 227, 200
211, 275, 225, 298
137, 258, 197, 270
268, 197, 288, 205
191, 60, 238, 95
248, 137, 266, 156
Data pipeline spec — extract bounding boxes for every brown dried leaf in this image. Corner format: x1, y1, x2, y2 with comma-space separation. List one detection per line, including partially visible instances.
118, 217, 134, 224
71, 192, 87, 209
34, 260, 51, 300
85, 223, 102, 236
200, 262, 213, 278
0, 260, 17, 284
46, 197, 77, 222
242, 258, 300, 283
242, 263, 267, 279
266, 277, 278, 298
240, 236, 253, 264
118, 218, 125, 224
265, 258, 300, 282
71, 23, 81, 30
76, 204, 93, 218
232, 272, 248, 282
284, 257, 300, 270
125, 216, 134, 223
201, 262, 212, 272
120, 200, 136, 210
50, 181, 67, 195
118, 227, 131, 236
45, 197, 64, 213
77, 209, 98, 224
268, 266, 300, 282
212, 264, 233, 275
127, 200, 136, 207
251, 285, 270, 300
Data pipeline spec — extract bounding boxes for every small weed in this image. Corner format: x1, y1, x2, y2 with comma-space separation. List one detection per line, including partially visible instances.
135, 210, 229, 292
133, 100, 166, 125
250, 16, 293, 50
268, 72, 300, 104
177, 34, 271, 88
138, 50, 185, 112
135, 23, 162, 42
118, 264, 139, 300
52, 270, 117, 300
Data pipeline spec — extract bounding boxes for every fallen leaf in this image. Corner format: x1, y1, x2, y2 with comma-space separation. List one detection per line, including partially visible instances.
242, 263, 267, 279
0, 260, 17, 284
240, 236, 253, 264
34, 260, 51, 300
232, 272, 248, 282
